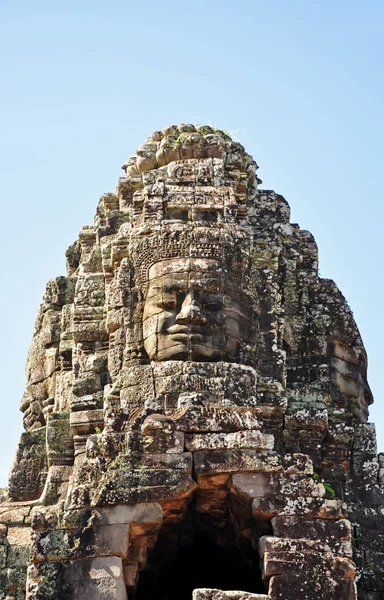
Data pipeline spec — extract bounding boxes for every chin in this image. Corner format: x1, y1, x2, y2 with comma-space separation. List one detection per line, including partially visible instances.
189, 345, 222, 362
156, 342, 189, 362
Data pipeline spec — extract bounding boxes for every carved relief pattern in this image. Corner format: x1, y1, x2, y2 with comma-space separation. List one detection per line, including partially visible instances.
1, 125, 381, 600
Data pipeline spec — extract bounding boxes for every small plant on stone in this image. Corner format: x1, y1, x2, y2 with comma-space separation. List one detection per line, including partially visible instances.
214, 128, 232, 142
323, 482, 336, 496
173, 132, 193, 146
312, 472, 336, 497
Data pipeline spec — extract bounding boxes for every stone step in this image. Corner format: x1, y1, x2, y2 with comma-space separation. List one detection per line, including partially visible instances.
193, 590, 269, 600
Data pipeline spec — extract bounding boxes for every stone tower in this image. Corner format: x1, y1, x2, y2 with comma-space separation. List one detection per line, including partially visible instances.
1, 125, 383, 600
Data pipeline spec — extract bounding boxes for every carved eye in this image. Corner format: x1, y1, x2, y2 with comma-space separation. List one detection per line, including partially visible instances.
205, 301, 222, 311
163, 295, 177, 310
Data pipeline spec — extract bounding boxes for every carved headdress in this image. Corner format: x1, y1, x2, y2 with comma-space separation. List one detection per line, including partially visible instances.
5, 126, 377, 600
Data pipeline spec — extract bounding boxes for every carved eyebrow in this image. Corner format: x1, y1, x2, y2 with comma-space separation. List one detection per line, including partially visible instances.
189, 273, 223, 280
162, 283, 184, 292
145, 287, 163, 300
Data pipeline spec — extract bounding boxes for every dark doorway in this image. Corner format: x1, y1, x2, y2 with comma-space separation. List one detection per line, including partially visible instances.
133, 531, 266, 600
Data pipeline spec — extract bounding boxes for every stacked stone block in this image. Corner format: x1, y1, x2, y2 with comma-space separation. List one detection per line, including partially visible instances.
0, 124, 383, 600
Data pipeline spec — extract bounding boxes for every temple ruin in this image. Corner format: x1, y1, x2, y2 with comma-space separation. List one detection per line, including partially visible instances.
1, 124, 383, 600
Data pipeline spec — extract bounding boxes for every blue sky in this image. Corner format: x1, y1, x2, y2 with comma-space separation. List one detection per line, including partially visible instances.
0, 0, 383, 486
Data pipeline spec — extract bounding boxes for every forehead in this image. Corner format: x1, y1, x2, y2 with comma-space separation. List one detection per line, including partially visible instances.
145, 258, 245, 304
148, 258, 223, 280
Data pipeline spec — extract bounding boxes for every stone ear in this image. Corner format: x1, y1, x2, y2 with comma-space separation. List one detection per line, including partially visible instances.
136, 287, 145, 303
123, 343, 149, 363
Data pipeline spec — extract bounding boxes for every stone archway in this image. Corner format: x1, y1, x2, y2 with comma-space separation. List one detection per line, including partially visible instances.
132, 520, 268, 600
125, 478, 271, 600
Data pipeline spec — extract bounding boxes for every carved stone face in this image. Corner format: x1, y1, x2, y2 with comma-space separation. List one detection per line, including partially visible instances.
142, 257, 249, 362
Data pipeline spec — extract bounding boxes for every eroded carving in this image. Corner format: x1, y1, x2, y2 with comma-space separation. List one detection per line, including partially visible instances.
1, 124, 381, 600
142, 257, 250, 362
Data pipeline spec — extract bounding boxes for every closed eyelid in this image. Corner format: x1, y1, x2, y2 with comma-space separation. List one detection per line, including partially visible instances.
162, 285, 183, 293
204, 297, 222, 304
162, 291, 178, 300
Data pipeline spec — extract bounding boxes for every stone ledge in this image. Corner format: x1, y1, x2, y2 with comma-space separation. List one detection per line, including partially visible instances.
193, 590, 269, 600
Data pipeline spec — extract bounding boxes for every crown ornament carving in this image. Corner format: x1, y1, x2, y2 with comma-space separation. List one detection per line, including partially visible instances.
1, 125, 377, 600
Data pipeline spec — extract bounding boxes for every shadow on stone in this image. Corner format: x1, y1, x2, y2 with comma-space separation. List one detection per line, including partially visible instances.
133, 531, 266, 600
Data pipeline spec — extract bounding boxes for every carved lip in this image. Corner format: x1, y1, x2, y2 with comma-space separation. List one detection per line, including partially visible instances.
190, 333, 204, 341
166, 325, 207, 341
167, 325, 189, 335
170, 333, 189, 342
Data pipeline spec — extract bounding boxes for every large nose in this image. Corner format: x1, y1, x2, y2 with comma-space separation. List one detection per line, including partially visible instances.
175, 292, 207, 325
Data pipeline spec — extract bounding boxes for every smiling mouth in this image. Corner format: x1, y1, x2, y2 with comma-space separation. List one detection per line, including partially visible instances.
166, 327, 206, 342
168, 334, 205, 343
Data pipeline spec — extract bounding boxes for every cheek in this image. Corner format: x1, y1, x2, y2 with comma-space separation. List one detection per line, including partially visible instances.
143, 315, 158, 340
224, 315, 241, 338
210, 328, 225, 346
205, 310, 224, 326
157, 311, 176, 332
